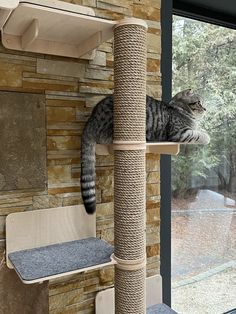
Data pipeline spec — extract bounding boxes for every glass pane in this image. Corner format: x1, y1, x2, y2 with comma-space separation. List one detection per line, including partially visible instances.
171, 16, 236, 314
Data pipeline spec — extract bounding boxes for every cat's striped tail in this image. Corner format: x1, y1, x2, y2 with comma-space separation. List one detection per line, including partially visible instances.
81, 139, 96, 214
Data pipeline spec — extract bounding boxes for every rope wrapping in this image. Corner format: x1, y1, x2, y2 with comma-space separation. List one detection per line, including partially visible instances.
114, 20, 147, 314
115, 268, 146, 314
114, 150, 146, 260
114, 24, 147, 142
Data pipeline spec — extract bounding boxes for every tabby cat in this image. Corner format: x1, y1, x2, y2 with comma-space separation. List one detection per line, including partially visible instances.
81, 89, 210, 214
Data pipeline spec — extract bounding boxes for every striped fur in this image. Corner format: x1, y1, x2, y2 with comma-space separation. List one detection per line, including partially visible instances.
81, 89, 210, 214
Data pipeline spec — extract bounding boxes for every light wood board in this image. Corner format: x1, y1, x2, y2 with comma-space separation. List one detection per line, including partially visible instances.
6, 205, 95, 268
96, 142, 180, 156
1, 0, 115, 59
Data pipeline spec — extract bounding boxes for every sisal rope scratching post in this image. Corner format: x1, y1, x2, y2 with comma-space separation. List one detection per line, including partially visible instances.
113, 18, 148, 314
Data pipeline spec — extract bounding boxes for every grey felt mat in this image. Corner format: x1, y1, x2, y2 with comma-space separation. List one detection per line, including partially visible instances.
147, 304, 178, 314
9, 237, 114, 281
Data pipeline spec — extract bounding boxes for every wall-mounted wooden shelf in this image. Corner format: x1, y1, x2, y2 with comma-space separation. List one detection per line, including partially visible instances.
0, 0, 116, 59
96, 142, 180, 156
8, 237, 114, 284
6, 205, 115, 284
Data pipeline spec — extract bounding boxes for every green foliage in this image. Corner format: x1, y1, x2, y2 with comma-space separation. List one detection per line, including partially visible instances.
172, 16, 236, 195
172, 145, 219, 197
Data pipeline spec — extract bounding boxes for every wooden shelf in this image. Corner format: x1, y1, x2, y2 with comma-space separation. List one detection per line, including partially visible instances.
6, 205, 115, 284
96, 142, 180, 156
0, 0, 116, 59
8, 237, 114, 284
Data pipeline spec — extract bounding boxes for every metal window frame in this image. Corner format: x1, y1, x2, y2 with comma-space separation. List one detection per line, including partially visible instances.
160, 0, 173, 307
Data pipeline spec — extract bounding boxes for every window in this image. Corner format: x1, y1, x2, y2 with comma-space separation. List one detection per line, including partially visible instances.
171, 16, 236, 313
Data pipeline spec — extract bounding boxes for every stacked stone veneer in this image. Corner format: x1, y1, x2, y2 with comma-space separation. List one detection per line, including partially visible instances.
0, 0, 161, 313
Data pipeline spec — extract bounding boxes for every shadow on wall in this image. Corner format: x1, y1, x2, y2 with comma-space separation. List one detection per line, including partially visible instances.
0, 247, 49, 314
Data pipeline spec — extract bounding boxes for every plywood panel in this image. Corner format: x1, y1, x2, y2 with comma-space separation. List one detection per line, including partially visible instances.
2, 1, 115, 59
6, 205, 96, 268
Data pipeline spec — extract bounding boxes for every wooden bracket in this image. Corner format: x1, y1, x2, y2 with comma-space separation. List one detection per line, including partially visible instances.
77, 31, 102, 58
21, 18, 39, 50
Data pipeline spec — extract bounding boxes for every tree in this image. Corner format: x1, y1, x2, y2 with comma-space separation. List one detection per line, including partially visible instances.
172, 16, 236, 196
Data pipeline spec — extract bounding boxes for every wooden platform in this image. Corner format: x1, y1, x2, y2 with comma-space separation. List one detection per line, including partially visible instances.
0, 0, 115, 59
8, 237, 114, 284
6, 205, 115, 284
96, 142, 180, 156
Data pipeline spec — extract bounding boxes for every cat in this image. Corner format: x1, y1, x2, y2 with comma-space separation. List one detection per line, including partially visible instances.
81, 89, 210, 214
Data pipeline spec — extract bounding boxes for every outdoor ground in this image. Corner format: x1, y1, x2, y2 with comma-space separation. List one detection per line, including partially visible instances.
172, 266, 236, 314
171, 190, 236, 314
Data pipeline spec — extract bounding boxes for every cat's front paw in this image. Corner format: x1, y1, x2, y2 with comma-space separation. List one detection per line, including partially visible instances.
201, 133, 210, 145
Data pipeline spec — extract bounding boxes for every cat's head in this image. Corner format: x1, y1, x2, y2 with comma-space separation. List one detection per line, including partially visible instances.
170, 89, 206, 117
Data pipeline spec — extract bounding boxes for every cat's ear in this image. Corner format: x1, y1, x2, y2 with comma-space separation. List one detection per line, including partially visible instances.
185, 89, 194, 96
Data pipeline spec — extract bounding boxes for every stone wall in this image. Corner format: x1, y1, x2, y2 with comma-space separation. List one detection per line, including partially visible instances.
0, 0, 161, 313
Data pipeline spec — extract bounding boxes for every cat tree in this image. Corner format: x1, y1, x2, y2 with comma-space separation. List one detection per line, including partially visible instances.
1, 1, 177, 313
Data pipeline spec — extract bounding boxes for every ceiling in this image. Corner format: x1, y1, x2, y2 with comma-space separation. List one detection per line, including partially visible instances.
173, 0, 236, 28
185, 0, 236, 16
